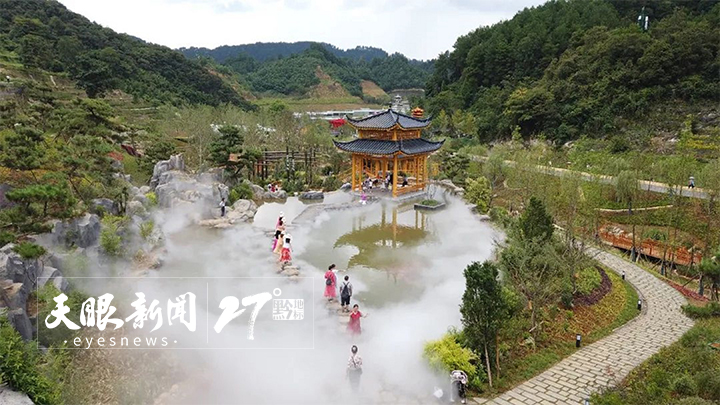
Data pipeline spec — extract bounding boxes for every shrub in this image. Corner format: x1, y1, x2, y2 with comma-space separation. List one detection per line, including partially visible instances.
228, 189, 240, 205
145, 192, 157, 206
643, 228, 667, 241
13, 241, 46, 259
139, 220, 154, 241
695, 370, 720, 400
236, 183, 253, 199
0, 319, 63, 405
423, 330, 485, 390
100, 215, 124, 256
0, 230, 16, 246
322, 175, 342, 191
672, 375, 698, 397
576, 267, 602, 296
488, 206, 513, 228
465, 177, 492, 213
419, 199, 440, 206
675, 397, 716, 405
682, 302, 720, 319
36, 285, 87, 348
609, 135, 631, 153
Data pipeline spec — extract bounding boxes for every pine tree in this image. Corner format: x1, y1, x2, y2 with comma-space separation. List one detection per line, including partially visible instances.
460, 261, 509, 388
518, 196, 554, 242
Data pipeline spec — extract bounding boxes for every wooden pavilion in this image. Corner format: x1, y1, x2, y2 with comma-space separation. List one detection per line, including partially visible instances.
333, 109, 443, 198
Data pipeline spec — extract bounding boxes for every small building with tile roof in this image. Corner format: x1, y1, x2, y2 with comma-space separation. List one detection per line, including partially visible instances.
333, 109, 442, 198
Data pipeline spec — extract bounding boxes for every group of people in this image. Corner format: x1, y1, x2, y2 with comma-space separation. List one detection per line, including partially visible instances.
324, 264, 366, 335
362, 172, 409, 191
272, 212, 292, 264
266, 213, 467, 402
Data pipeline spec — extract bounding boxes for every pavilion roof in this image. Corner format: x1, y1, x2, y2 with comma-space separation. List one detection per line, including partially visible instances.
332, 138, 444, 156
346, 109, 431, 130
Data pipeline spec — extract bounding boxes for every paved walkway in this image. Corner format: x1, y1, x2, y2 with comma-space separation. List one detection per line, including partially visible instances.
474, 247, 694, 405
473, 156, 712, 200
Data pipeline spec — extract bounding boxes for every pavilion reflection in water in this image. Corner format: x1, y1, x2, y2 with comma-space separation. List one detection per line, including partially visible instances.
333, 204, 433, 282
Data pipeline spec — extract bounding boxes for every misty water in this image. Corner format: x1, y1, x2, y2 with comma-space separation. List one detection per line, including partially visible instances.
89, 189, 500, 404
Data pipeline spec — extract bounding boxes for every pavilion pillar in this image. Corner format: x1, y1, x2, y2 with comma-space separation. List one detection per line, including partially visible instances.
351, 155, 355, 192
392, 207, 398, 248
392, 155, 398, 198
351, 155, 357, 192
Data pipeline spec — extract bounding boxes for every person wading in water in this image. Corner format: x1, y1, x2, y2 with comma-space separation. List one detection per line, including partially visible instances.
346, 345, 363, 392
339, 275, 353, 312
347, 304, 367, 335
324, 264, 338, 302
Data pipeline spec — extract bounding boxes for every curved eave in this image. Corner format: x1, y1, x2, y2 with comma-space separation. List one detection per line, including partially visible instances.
344, 110, 432, 131
333, 139, 444, 156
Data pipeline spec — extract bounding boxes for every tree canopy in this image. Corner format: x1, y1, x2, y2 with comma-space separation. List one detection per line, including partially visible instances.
426, 0, 720, 143
0, 0, 253, 108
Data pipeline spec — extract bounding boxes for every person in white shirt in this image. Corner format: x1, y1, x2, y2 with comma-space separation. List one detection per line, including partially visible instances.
450, 370, 468, 403
346, 345, 363, 392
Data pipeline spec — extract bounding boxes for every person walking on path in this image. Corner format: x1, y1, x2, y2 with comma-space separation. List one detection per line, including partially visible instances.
347, 304, 366, 336
346, 345, 363, 392
324, 264, 337, 301
339, 275, 353, 312
279, 234, 292, 264
219, 197, 226, 217
449, 370, 468, 404
689, 176, 696, 189
273, 231, 285, 255
272, 219, 285, 251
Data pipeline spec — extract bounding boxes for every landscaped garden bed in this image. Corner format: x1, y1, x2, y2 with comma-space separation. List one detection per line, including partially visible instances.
414, 199, 445, 211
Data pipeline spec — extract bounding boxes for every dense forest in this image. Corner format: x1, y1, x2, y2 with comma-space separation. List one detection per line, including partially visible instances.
0, 0, 253, 108
180, 42, 391, 63
426, 0, 720, 142
182, 41, 433, 96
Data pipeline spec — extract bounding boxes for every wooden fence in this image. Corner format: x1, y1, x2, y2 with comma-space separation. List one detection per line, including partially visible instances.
599, 229, 702, 267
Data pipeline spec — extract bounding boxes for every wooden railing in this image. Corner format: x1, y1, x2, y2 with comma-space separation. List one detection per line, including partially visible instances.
599, 229, 702, 266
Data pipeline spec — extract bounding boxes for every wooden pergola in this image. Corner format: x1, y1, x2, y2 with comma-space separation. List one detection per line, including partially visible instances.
333, 109, 443, 198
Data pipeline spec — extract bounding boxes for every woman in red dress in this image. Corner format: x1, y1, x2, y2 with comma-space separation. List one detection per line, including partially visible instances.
347, 304, 366, 335
324, 264, 337, 301
279, 235, 292, 264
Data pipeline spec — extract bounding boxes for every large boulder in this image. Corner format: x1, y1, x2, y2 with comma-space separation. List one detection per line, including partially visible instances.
6, 308, 33, 341
197, 168, 224, 184
197, 199, 258, 228
37, 266, 68, 292
250, 184, 265, 198
126, 200, 148, 219
299, 191, 324, 200
0, 384, 34, 405
90, 198, 119, 216
0, 244, 42, 293
227, 199, 258, 221
150, 154, 186, 189
49, 213, 101, 248
1, 281, 27, 309
263, 190, 287, 200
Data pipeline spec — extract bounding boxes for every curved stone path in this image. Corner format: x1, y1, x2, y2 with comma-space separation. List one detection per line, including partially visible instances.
474, 247, 694, 405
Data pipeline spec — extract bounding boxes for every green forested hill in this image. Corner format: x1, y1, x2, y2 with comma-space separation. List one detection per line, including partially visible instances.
427, 0, 720, 142
0, 0, 253, 108
180, 42, 390, 63
183, 42, 431, 97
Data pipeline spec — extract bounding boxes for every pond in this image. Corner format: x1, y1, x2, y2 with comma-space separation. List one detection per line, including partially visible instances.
144, 189, 500, 404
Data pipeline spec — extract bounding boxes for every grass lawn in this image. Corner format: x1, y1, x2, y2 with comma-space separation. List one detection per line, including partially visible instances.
592, 317, 720, 405
481, 269, 640, 396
